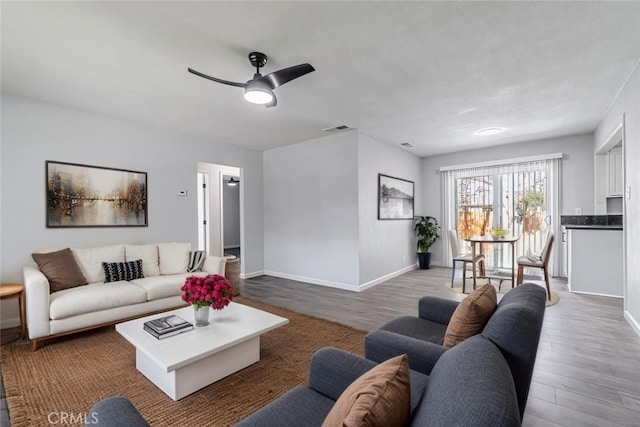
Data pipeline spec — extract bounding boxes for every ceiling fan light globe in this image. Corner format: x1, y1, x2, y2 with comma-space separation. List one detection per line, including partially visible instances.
243, 80, 274, 105
244, 89, 274, 104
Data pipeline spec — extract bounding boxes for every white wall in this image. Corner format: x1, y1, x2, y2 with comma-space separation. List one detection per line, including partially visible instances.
263, 131, 360, 288
357, 132, 422, 286
0, 95, 264, 326
595, 62, 640, 336
421, 134, 595, 265
263, 130, 423, 290
223, 179, 241, 248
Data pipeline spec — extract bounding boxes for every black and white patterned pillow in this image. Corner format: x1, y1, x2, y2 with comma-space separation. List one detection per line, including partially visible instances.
187, 250, 206, 272
102, 259, 144, 283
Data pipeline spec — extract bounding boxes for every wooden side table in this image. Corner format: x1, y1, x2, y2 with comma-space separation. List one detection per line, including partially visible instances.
0, 283, 26, 339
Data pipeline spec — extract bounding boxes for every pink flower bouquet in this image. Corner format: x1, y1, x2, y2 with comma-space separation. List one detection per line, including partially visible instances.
181, 274, 234, 311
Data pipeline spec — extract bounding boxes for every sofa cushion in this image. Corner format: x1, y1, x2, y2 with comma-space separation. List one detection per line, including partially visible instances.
125, 244, 160, 277
237, 386, 336, 427
103, 260, 144, 283
412, 335, 521, 426
158, 243, 191, 275
482, 283, 547, 420
32, 248, 88, 292
444, 284, 497, 347
131, 272, 207, 301
380, 316, 448, 345
72, 245, 125, 283
49, 282, 148, 320
322, 354, 410, 427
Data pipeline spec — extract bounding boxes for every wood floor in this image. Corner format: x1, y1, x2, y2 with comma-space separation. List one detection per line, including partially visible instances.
243, 267, 640, 427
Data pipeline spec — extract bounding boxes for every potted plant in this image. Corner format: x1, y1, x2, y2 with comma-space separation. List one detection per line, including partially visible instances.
414, 216, 441, 269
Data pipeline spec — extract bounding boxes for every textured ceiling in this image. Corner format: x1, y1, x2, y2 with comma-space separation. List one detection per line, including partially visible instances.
2, 1, 639, 157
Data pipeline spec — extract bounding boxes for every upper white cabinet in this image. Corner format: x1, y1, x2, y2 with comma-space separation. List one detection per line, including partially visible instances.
607, 144, 623, 197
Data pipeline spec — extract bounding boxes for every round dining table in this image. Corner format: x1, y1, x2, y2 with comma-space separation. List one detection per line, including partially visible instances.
464, 235, 520, 291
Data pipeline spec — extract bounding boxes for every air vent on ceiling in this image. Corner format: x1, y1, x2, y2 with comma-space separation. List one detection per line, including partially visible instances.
400, 142, 414, 148
322, 125, 350, 132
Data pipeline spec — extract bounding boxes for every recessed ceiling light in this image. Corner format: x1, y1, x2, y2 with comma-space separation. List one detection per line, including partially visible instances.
475, 127, 504, 136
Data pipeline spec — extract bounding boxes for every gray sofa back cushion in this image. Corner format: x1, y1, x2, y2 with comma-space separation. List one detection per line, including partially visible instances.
482, 283, 546, 419
412, 335, 521, 427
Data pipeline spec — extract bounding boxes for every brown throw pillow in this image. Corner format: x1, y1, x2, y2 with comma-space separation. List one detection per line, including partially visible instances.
32, 248, 88, 292
322, 354, 410, 427
444, 284, 497, 347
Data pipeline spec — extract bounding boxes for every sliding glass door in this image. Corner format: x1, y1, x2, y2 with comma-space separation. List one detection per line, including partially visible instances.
453, 161, 554, 272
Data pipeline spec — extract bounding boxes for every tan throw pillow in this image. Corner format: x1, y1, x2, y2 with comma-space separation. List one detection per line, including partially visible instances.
444, 284, 497, 347
322, 354, 410, 427
32, 248, 88, 292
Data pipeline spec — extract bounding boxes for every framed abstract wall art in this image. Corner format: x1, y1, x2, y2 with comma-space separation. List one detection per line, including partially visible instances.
46, 161, 148, 227
378, 174, 414, 220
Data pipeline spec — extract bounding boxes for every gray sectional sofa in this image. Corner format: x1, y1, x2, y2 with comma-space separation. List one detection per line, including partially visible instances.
85, 284, 545, 426
364, 283, 547, 420
88, 335, 521, 426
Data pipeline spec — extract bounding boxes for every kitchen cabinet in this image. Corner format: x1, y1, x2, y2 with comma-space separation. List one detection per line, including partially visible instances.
607, 144, 623, 197
566, 227, 623, 297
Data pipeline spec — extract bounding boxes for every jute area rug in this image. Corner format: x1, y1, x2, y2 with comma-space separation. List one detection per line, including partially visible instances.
0, 297, 366, 427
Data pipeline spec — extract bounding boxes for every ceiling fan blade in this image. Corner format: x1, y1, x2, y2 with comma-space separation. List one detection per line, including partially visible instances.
188, 68, 246, 88
265, 93, 277, 108
259, 63, 315, 89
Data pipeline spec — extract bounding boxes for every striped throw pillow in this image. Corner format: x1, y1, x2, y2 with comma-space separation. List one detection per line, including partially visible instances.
102, 259, 144, 283
187, 250, 206, 272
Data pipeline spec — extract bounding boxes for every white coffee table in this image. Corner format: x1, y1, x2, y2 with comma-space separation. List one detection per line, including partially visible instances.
115, 302, 289, 400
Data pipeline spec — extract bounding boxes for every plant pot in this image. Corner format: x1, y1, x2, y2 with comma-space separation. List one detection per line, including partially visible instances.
417, 252, 432, 269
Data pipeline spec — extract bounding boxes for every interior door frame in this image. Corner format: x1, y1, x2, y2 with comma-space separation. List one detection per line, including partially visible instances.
196, 162, 241, 258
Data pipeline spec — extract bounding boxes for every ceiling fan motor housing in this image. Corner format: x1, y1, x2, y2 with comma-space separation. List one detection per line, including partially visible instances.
248, 52, 268, 70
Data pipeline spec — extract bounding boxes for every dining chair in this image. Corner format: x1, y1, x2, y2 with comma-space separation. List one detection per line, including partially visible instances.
449, 229, 485, 293
516, 231, 554, 300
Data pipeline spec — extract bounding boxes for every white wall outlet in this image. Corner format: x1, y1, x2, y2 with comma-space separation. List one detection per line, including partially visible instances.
177, 190, 188, 197
574, 207, 582, 215
626, 186, 631, 200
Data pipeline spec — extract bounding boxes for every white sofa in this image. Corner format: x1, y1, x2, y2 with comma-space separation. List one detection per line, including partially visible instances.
23, 243, 226, 350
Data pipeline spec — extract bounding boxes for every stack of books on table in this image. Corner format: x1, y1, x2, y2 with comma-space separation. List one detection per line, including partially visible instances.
143, 314, 194, 339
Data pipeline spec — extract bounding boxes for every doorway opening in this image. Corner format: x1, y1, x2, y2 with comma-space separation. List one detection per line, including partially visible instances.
196, 162, 241, 260
222, 174, 241, 259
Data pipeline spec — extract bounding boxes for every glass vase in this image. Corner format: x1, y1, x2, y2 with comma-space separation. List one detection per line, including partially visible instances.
193, 305, 210, 327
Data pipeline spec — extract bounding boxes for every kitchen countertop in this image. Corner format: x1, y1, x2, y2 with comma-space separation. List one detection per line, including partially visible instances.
561, 214, 622, 230
563, 224, 623, 230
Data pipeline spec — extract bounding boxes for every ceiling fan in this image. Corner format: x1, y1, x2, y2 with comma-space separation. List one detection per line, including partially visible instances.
188, 52, 315, 108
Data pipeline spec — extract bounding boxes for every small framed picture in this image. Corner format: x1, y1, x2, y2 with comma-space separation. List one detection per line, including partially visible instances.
378, 174, 414, 220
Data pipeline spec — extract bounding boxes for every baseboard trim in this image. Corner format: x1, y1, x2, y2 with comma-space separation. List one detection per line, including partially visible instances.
240, 270, 265, 280
359, 264, 417, 291
262, 265, 419, 293
624, 310, 640, 337
568, 289, 624, 299
263, 271, 360, 292
0, 317, 21, 330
